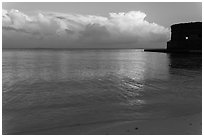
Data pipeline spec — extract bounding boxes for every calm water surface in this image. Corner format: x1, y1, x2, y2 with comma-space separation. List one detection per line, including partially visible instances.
2, 49, 202, 134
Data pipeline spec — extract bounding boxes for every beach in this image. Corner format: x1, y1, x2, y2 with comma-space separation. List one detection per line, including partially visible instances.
89, 113, 202, 135
13, 113, 201, 135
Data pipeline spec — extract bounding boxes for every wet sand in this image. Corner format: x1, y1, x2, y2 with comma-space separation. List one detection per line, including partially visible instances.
15, 113, 201, 135
88, 113, 202, 135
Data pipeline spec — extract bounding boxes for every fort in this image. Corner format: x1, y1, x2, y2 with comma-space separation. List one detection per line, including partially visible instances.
145, 22, 202, 53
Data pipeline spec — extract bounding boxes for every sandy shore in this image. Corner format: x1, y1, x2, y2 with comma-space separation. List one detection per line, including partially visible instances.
87, 113, 202, 135
16, 113, 201, 135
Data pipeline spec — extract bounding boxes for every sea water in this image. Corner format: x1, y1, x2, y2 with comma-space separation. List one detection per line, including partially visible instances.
2, 49, 202, 134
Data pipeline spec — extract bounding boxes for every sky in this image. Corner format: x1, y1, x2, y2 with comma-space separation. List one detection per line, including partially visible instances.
2, 2, 202, 49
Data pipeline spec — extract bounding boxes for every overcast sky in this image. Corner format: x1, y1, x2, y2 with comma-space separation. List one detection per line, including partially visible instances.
2, 2, 202, 49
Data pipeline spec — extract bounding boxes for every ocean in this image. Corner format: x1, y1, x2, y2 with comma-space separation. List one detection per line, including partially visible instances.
2, 49, 202, 134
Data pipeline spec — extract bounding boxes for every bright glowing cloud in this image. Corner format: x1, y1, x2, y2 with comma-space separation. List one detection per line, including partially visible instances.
3, 9, 170, 48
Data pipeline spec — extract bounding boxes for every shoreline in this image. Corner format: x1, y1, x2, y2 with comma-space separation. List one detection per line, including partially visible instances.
11, 113, 201, 135
88, 113, 202, 135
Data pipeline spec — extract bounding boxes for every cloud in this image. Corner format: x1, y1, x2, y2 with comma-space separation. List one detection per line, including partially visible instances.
2, 9, 170, 48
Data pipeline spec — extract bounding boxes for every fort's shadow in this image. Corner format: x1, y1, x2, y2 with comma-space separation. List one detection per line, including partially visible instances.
168, 53, 202, 70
